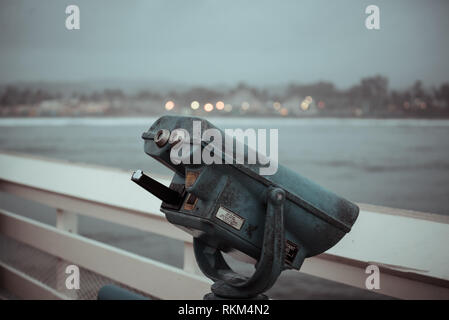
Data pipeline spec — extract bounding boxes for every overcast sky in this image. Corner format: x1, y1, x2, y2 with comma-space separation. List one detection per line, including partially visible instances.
1, 0, 448, 89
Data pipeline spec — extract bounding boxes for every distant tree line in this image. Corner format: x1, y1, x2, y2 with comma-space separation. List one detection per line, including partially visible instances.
1, 76, 449, 117
0, 86, 60, 106
285, 76, 449, 116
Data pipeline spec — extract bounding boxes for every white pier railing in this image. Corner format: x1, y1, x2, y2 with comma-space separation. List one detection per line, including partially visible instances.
0, 152, 448, 300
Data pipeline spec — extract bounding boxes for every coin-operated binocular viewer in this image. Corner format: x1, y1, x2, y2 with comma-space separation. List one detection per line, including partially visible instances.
132, 115, 359, 300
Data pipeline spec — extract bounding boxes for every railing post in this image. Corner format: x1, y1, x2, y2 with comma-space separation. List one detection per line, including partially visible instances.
56, 208, 78, 299
183, 241, 202, 275
56, 208, 78, 234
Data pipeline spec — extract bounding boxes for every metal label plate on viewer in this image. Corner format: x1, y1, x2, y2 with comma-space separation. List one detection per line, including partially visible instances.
215, 207, 245, 230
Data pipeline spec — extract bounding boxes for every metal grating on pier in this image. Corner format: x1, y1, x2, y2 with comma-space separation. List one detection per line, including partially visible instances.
0, 234, 154, 300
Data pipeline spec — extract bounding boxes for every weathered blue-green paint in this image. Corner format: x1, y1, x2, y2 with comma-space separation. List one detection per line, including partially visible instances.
135, 115, 359, 298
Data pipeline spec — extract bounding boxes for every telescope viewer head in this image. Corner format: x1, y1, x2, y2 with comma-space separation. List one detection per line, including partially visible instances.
134, 115, 359, 271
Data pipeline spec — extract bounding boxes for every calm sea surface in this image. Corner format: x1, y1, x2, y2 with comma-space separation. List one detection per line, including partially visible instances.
1, 117, 448, 215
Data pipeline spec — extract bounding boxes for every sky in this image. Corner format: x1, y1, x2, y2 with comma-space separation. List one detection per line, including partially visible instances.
0, 0, 448, 89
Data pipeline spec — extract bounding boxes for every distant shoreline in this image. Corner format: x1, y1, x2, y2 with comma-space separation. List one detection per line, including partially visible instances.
2, 116, 449, 128
1, 114, 449, 120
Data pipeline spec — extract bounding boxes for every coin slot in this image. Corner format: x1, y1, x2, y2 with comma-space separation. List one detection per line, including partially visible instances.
183, 193, 198, 211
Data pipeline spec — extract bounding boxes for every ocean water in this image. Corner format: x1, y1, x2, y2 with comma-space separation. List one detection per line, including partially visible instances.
1, 116, 448, 215
1, 116, 448, 299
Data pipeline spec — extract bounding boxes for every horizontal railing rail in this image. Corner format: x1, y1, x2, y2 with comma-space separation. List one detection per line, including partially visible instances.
0, 151, 448, 299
